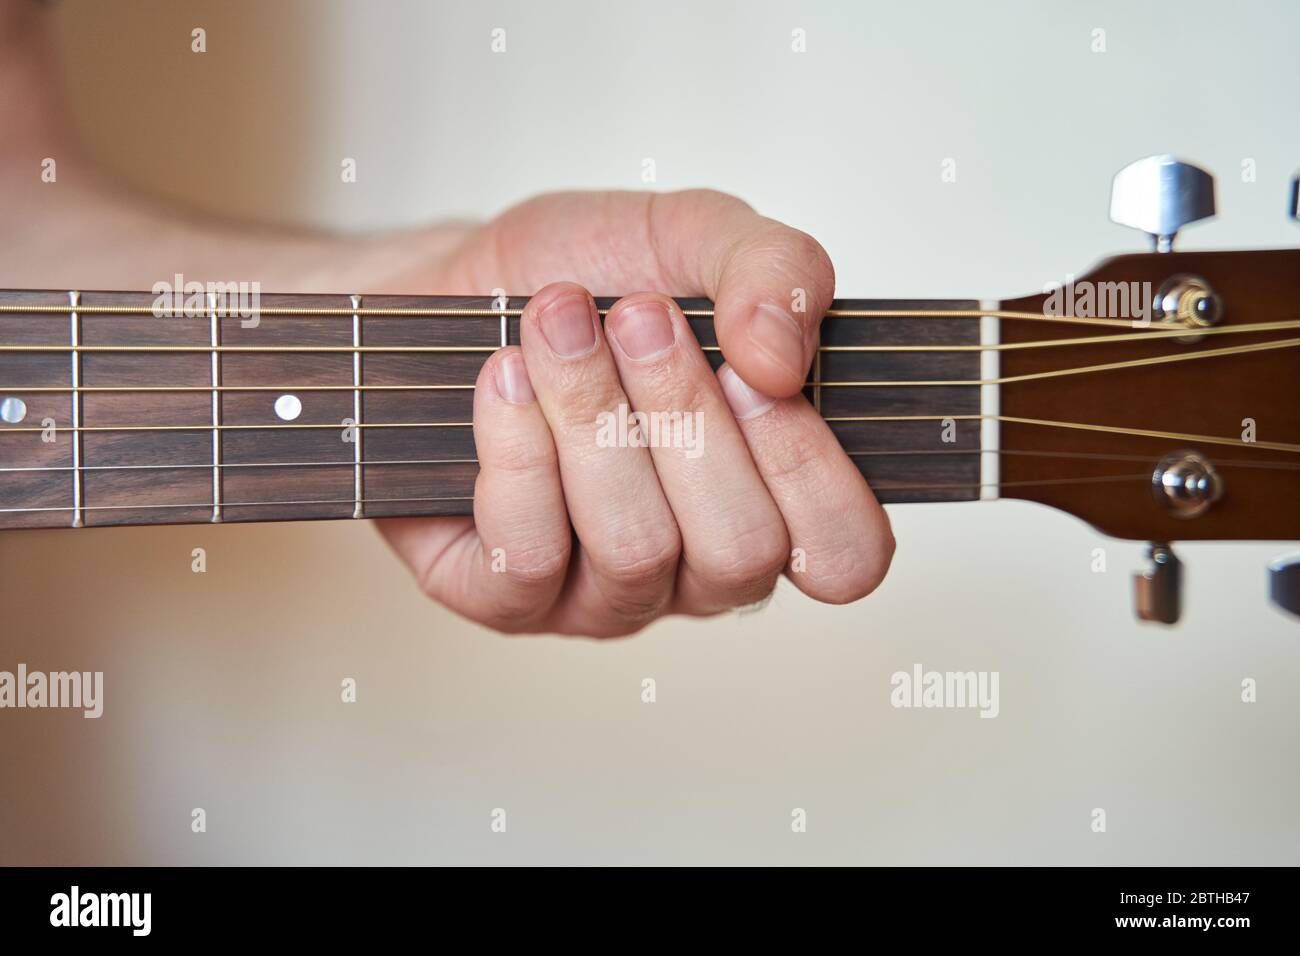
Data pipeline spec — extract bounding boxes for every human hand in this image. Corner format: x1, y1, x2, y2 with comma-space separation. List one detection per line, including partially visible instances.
381, 190, 895, 636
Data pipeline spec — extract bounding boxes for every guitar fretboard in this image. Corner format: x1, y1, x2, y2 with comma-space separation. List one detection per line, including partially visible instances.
0, 291, 984, 529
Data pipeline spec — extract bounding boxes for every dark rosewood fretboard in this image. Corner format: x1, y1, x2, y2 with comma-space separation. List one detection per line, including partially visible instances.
0, 291, 982, 529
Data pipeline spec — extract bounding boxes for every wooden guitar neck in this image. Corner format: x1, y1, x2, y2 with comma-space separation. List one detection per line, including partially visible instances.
0, 291, 985, 529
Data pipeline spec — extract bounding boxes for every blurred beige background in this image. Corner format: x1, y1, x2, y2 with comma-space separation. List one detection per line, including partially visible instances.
1, 0, 1298, 864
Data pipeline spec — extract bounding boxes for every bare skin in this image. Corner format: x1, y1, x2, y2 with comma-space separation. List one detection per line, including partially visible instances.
0, 2, 894, 636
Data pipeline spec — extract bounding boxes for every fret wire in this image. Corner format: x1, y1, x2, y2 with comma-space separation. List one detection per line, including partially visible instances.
812, 319, 823, 415
68, 291, 83, 528
351, 294, 363, 519
208, 292, 222, 523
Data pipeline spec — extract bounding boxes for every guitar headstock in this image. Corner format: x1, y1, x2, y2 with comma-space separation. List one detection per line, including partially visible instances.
997, 156, 1300, 622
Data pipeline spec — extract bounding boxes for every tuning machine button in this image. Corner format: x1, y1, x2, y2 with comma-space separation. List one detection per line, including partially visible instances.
1135, 542, 1182, 625
1152, 451, 1225, 518
1155, 276, 1221, 328
1268, 554, 1300, 619
1154, 274, 1223, 342
1110, 155, 1216, 252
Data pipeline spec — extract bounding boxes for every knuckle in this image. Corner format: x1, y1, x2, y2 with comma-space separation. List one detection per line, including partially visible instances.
676, 375, 716, 416
694, 522, 789, 594
501, 539, 571, 586
769, 225, 835, 292
794, 228, 835, 283
596, 524, 682, 588
476, 549, 570, 631
758, 424, 827, 485
729, 222, 834, 305
674, 187, 754, 217
551, 373, 626, 432
485, 429, 556, 476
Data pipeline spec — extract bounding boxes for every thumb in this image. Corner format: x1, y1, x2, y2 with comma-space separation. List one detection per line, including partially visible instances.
647, 189, 836, 397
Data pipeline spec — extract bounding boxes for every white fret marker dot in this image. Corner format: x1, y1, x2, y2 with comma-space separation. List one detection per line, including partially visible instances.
0, 396, 27, 424
274, 394, 302, 422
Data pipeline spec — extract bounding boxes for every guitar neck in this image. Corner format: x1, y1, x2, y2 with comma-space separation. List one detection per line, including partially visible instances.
0, 290, 989, 529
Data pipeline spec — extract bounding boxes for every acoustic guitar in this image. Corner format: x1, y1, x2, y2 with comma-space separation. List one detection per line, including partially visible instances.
2, 156, 1298, 624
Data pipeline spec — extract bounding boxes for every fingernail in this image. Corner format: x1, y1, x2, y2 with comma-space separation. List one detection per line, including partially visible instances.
719, 365, 776, 420
607, 301, 676, 360
494, 352, 535, 404
747, 304, 805, 378
538, 293, 597, 358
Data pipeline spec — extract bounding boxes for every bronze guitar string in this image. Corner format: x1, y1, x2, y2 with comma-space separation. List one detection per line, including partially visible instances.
4, 448, 1300, 473
0, 303, 1205, 329
0, 474, 1189, 517
3, 333, 1298, 390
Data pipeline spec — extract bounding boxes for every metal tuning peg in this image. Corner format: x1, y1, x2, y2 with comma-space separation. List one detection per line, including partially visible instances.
1134, 543, 1182, 625
1110, 155, 1216, 252
1268, 554, 1300, 619
1290, 170, 1299, 222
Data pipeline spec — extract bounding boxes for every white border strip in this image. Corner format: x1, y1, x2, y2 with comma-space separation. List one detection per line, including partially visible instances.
979, 300, 1000, 501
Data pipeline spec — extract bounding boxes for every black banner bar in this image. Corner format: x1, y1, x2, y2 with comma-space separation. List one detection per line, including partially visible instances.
0, 866, 1289, 942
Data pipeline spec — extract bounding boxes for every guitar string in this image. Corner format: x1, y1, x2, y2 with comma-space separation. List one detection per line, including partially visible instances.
0, 415, 1295, 453
4, 315, 1299, 355
3, 449, 1299, 475
0, 473, 1169, 516
3, 316, 1299, 378
1, 329, 1298, 393
0, 303, 1204, 331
